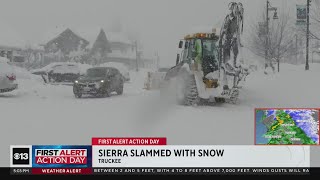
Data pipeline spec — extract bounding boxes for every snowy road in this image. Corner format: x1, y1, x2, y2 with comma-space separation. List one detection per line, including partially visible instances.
1, 64, 320, 166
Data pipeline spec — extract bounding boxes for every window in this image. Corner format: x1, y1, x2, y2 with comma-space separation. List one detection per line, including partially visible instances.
202, 39, 218, 58
86, 68, 106, 77
187, 39, 195, 59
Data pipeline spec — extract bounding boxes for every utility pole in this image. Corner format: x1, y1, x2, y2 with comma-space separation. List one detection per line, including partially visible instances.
265, 0, 278, 71
155, 52, 159, 70
305, 0, 310, 70
135, 40, 139, 72
265, 0, 269, 70
295, 34, 298, 64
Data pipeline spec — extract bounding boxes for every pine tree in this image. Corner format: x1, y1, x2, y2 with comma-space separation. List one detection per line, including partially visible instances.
90, 29, 112, 65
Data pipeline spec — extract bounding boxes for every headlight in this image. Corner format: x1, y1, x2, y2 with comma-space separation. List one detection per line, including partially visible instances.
100, 80, 104, 83
75, 80, 79, 83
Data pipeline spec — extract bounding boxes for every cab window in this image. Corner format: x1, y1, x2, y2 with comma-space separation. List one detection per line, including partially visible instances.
187, 39, 199, 61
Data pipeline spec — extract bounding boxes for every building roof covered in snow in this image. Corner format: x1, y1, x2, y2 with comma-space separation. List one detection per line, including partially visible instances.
41, 27, 138, 62
75, 27, 133, 48
90, 29, 112, 56
44, 28, 89, 54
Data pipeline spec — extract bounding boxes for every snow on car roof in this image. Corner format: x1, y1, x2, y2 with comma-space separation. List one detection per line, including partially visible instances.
30, 62, 92, 75
51, 64, 80, 74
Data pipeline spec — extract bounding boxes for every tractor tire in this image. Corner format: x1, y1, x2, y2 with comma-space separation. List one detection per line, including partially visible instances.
161, 66, 199, 106
181, 75, 199, 106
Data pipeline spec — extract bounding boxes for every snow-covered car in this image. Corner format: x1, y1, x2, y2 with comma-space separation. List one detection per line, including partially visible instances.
48, 64, 80, 83
31, 62, 90, 83
0, 57, 18, 93
100, 62, 130, 82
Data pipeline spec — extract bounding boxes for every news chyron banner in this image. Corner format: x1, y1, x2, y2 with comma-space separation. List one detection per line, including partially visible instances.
91, 137, 310, 175
10, 137, 312, 175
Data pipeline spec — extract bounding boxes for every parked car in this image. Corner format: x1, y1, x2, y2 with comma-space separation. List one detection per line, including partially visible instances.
48, 64, 80, 83
73, 67, 124, 98
100, 62, 130, 82
0, 57, 18, 93
31, 62, 84, 83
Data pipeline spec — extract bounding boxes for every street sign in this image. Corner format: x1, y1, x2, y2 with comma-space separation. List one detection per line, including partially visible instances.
296, 5, 307, 26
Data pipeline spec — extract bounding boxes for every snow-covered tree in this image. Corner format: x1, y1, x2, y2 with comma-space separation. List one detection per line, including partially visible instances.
91, 51, 103, 65
68, 43, 88, 63
23, 44, 43, 69
247, 9, 297, 72
311, 0, 320, 41
89, 29, 112, 65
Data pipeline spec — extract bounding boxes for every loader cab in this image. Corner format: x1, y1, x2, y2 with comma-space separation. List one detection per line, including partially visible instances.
177, 33, 220, 75
175, 39, 197, 65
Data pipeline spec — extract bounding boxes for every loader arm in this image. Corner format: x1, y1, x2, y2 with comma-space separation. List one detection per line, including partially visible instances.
164, 61, 186, 81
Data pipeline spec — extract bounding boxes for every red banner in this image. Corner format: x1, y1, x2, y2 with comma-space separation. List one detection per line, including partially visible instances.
92, 137, 167, 145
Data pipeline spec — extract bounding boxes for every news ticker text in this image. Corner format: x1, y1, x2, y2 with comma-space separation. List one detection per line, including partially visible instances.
9, 167, 312, 175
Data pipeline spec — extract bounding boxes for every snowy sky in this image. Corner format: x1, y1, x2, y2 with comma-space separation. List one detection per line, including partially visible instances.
0, 0, 308, 67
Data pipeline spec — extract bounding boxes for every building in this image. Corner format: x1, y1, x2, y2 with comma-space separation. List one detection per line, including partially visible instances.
0, 45, 45, 69
41, 27, 154, 69
89, 29, 112, 65
104, 31, 137, 69
0, 45, 24, 62
83, 28, 138, 69
43, 28, 89, 55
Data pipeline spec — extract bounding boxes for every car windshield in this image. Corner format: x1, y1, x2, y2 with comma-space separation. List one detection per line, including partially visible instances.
86, 68, 106, 77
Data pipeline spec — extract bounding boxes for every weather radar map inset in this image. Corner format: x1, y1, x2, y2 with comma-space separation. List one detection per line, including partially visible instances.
255, 109, 319, 145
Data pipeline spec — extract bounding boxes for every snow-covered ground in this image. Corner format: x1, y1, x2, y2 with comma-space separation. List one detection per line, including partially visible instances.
1, 63, 320, 166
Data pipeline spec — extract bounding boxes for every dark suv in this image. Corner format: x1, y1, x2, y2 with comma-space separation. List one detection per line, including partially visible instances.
73, 67, 124, 98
